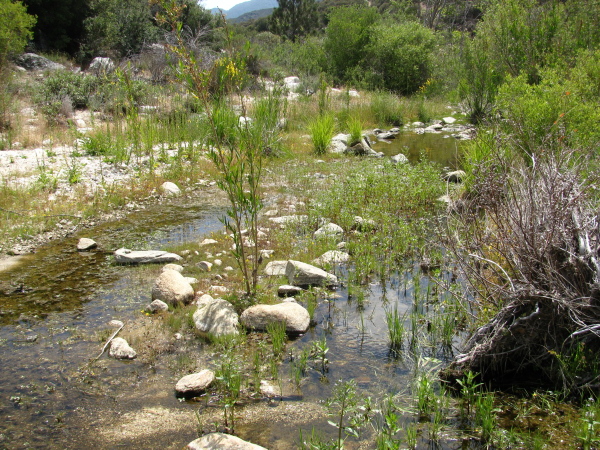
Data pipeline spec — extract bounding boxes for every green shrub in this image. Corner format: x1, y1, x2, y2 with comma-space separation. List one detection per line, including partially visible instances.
323, 6, 379, 83
37, 71, 99, 110
363, 21, 435, 95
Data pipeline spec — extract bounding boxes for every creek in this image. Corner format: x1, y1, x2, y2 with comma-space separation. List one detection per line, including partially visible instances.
0, 132, 468, 449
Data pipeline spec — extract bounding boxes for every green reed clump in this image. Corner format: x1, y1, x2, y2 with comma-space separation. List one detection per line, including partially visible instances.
385, 304, 405, 355
348, 116, 363, 145
309, 113, 335, 155
266, 321, 287, 357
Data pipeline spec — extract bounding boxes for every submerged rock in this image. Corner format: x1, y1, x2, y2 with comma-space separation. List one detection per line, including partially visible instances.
151, 269, 194, 305
187, 433, 266, 450
114, 248, 182, 264
241, 302, 310, 334
175, 369, 215, 396
109, 338, 136, 360
193, 295, 239, 337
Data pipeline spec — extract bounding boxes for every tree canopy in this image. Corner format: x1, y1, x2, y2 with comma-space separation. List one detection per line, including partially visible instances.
270, 0, 318, 42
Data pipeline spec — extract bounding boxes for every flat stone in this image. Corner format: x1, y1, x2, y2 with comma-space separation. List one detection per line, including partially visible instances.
109, 338, 136, 360
187, 433, 266, 450
200, 238, 218, 246
175, 369, 215, 396
442, 116, 456, 124
114, 248, 182, 264
77, 238, 97, 251
268, 215, 308, 226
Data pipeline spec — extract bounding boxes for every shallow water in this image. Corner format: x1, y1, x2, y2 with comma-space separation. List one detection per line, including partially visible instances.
372, 130, 464, 168
0, 132, 470, 449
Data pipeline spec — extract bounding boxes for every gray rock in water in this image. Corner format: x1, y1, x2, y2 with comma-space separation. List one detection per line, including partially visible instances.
187, 433, 266, 450
77, 238, 97, 251
286, 260, 338, 287
241, 302, 310, 334
442, 116, 457, 124
312, 250, 350, 266
175, 369, 215, 396
109, 337, 136, 359
15, 53, 65, 71
151, 269, 194, 305
391, 153, 409, 164
375, 131, 397, 140
147, 299, 169, 313
114, 248, 182, 264
278, 285, 303, 297
193, 295, 239, 337
264, 260, 288, 276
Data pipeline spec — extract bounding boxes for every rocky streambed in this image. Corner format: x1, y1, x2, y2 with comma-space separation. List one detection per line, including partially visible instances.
0, 128, 473, 449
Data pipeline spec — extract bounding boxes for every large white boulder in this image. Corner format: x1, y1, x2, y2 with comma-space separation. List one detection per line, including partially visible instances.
151, 269, 194, 305
241, 302, 310, 334
286, 260, 338, 287
175, 369, 215, 396
109, 338, 137, 359
193, 295, 239, 337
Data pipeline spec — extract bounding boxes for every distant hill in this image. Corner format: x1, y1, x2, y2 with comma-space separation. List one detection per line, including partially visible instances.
230, 8, 275, 23
211, 0, 278, 19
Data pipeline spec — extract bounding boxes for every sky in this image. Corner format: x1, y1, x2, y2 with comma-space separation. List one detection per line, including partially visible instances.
200, 0, 246, 11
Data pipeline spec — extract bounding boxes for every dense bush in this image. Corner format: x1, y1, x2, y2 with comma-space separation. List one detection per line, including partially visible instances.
323, 6, 379, 84
363, 21, 435, 95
